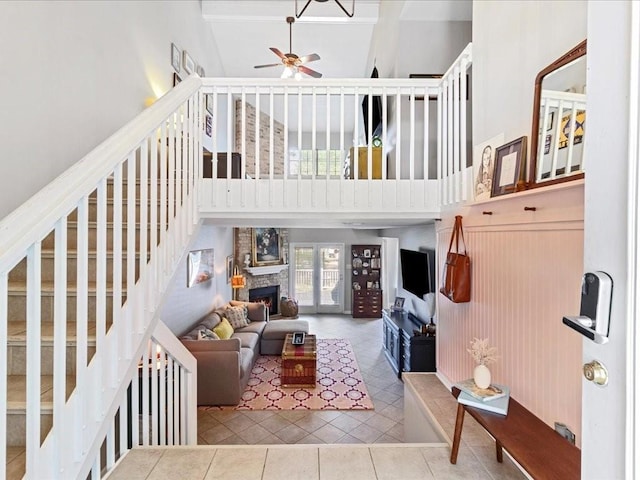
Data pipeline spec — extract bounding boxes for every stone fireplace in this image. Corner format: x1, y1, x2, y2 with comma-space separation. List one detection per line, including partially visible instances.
234, 227, 290, 304
249, 285, 280, 316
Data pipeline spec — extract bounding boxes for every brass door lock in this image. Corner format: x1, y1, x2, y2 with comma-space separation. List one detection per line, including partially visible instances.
583, 360, 608, 386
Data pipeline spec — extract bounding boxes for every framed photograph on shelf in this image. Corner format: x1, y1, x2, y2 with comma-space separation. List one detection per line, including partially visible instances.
226, 255, 233, 284
187, 248, 214, 287
252, 228, 281, 266
173, 72, 182, 87
473, 133, 504, 202
393, 297, 405, 311
183, 50, 195, 74
491, 136, 528, 197
171, 43, 181, 73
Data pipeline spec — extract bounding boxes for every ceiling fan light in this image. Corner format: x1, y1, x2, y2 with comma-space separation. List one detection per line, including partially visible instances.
281, 66, 293, 79
294, 69, 302, 81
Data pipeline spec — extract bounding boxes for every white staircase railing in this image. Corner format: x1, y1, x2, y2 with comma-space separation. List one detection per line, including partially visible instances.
0, 74, 203, 479
0, 43, 473, 480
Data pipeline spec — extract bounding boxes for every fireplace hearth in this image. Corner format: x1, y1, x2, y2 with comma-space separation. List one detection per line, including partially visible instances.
249, 285, 280, 316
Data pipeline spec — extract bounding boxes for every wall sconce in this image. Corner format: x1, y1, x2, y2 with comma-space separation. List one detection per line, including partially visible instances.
231, 266, 246, 300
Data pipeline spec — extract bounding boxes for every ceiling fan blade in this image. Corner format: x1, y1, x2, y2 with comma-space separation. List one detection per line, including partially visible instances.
269, 47, 286, 59
298, 53, 320, 64
254, 63, 281, 69
298, 65, 323, 78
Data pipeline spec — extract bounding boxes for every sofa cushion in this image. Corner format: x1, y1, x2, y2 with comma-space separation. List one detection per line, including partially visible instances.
213, 318, 234, 339
182, 337, 240, 352
200, 311, 223, 330
230, 300, 268, 322
235, 320, 267, 336
225, 304, 249, 329
239, 347, 255, 378
198, 328, 220, 340
232, 331, 260, 351
261, 319, 310, 340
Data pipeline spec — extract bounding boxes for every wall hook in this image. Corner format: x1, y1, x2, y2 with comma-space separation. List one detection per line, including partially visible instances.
524, 206, 537, 212
482, 211, 493, 215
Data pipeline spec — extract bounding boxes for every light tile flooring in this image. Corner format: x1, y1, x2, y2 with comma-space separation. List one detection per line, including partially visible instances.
197, 314, 406, 446
108, 313, 526, 479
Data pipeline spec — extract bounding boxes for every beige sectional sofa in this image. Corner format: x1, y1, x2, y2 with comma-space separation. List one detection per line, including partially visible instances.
180, 300, 309, 405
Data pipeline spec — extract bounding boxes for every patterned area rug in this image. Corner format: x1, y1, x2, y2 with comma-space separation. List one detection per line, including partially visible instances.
203, 338, 373, 411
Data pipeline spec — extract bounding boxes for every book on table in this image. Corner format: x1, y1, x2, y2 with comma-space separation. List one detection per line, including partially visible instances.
455, 378, 507, 402
457, 385, 510, 415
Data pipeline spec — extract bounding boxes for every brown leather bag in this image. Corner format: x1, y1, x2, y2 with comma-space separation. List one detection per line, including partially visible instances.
440, 215, 471, 303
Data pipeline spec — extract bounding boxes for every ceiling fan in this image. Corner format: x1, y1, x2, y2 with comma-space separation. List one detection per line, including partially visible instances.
254, 16, 322, 79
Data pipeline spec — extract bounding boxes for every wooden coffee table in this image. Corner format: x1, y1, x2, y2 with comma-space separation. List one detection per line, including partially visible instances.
281, 333, 317, 387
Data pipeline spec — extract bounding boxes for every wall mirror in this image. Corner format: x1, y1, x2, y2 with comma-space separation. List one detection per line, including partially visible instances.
529, 40, 586, 188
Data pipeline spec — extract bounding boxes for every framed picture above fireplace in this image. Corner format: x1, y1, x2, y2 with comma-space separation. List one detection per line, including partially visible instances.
252, 228, 281, 266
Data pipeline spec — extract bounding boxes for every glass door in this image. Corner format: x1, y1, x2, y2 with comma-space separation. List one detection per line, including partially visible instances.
291, 243, 344, 314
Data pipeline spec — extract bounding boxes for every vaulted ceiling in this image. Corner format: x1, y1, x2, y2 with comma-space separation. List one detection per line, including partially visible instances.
201, 0, 472, 79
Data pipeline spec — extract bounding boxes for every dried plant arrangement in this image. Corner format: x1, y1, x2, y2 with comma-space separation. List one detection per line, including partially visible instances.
467, 337, 499, 366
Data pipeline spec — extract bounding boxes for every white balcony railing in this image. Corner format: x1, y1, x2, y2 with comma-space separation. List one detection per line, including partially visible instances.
0, 44, 472, 479
198, 43, 473, 219
536, 89, 586, 182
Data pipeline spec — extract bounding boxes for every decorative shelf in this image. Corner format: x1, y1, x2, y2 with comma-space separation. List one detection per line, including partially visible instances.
244, 264, 289, 276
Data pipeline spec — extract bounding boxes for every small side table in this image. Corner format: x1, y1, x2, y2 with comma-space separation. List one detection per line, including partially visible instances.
281, 333, 317, 387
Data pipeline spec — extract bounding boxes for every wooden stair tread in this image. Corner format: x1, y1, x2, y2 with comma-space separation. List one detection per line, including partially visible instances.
6, 374, 75, 410
8, 281, 120, 293
7, 321, 98, 345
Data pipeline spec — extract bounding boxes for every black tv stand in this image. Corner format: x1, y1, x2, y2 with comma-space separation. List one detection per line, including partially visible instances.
382, 309, 436, 378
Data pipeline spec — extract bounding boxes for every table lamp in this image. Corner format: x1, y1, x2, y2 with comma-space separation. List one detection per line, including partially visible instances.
231, 266, 246, 300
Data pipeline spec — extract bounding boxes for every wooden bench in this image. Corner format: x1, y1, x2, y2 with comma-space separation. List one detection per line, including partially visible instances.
450, 386, 580, 479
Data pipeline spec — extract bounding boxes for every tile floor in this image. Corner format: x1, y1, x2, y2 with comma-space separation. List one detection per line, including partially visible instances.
108, 313, 527, 479
197, 314, 406, 446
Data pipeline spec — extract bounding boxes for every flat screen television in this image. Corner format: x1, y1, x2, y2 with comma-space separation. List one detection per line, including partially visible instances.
400, 248, 435, 298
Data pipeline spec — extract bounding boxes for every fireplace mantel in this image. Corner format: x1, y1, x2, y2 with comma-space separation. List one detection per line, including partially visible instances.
245, 264, 289, 276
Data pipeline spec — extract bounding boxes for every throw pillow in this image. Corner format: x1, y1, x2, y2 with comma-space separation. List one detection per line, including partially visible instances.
212, 318, 234, 340
197, 328, 219, 340
225, 304, 249, 329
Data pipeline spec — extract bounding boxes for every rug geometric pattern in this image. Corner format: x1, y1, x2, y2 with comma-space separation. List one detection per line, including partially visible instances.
203, 338, 374, 411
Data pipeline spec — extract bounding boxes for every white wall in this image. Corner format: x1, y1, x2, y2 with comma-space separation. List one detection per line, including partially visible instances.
472, 1, 586, 154
379, 224, 436, 320
0, 0, 223, 220
386, 20, 472, 179
583, 2, 631, 477
159, 223, 233, 336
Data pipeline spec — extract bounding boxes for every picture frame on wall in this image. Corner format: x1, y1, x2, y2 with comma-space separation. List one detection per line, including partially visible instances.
171, 43, 181, 73
252, 228, 281, 266
187, 248, 214, 287
183, 51, 195, 74
173, 72, 182, 87
226, 255, 233, 284
491, 136, 528, 197
205, 115, 212, 137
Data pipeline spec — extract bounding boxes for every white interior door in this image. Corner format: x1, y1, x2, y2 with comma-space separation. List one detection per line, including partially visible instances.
291, 243, 344, 314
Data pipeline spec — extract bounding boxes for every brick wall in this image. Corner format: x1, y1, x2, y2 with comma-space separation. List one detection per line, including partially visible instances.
234, 227, 289, 302
234, 99, 286, 177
